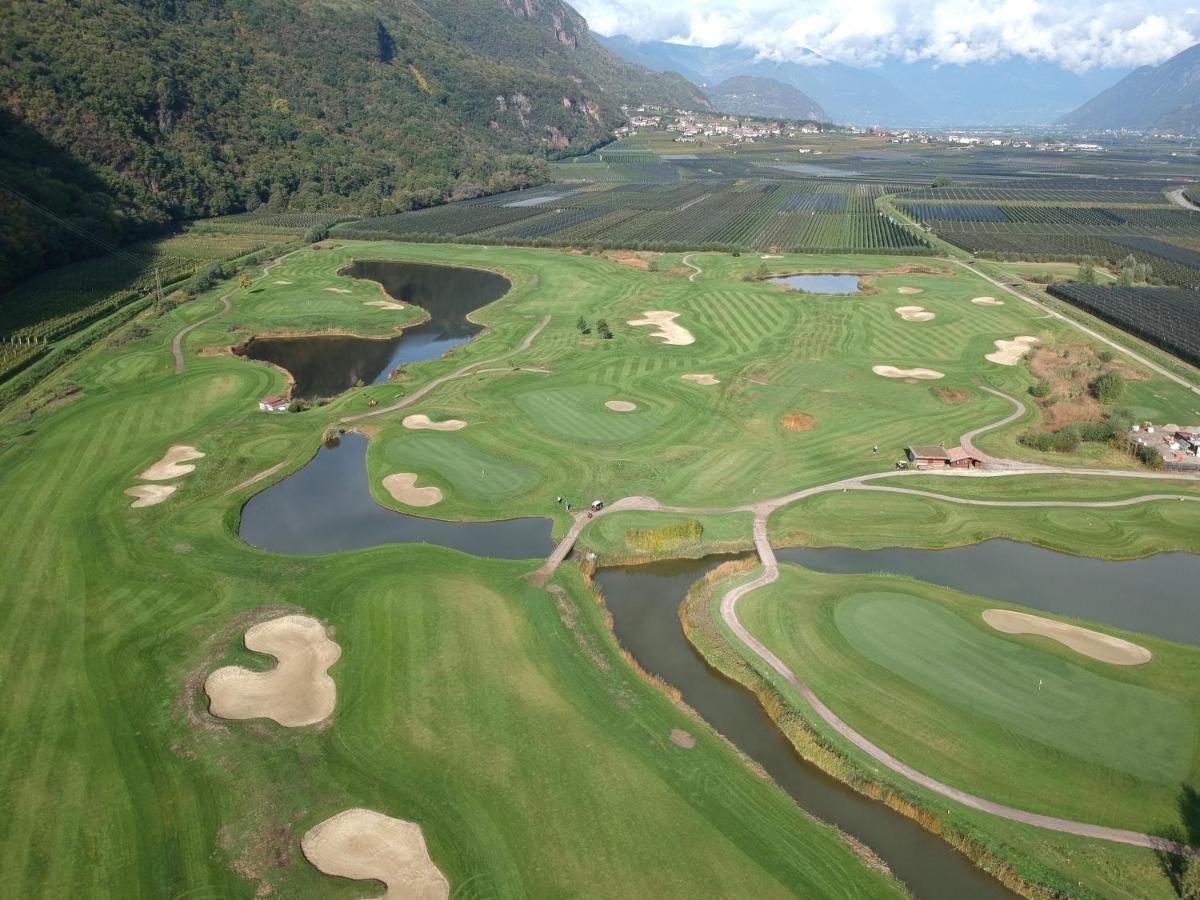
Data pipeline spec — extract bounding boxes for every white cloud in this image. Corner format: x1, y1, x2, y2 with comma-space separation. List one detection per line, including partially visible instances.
573, 0, 1197, 70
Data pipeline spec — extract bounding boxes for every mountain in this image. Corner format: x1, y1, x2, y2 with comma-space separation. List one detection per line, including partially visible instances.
0, 0, 701, 291
597, 35, 923, 125
707, 76, 828, 122
1061, 44, 1200, 133
598, 35, 1128, 128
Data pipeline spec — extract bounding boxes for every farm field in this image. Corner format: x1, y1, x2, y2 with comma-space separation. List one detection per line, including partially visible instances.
2, 236, 1200, 899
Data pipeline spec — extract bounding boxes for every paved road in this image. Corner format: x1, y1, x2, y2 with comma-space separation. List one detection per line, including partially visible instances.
1168, 187, 1200, 212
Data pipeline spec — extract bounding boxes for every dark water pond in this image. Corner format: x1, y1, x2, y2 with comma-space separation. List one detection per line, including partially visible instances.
778, 541, 1200, 646
236, 260, 509, 399
240, 432, 552, 558
596, 557, 1015, 900
770, 274, 863, 294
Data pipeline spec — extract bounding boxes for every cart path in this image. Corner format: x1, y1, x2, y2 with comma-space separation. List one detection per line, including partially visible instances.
682, 254, 703, 282
720, 514, 1197, 856
950, 257, 1200, 398
340, 315, 551, 423
172, 250, 303, 375
1168, 187, 1200, 212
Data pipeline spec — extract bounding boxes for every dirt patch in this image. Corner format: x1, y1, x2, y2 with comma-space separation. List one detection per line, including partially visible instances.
781, 412, 817, 431
681, 373, 719, 386
986, 336, 1039, 366
382, 473, 443, 507
204, 614, 341, 727
365, 300, 405, 310
125, 484, 176, 508
605, 400, 637, 412
604, 251, 657, 269
301, 809, 449, 900
935, 387, 970, 404
983, 609, 1151, 666
402, 414, 466, 431
897, 286, 924, 295
670, 728, 696, 749
1028, 344, 1145, 430
873, 365, 944, 380
971, 296, 1004, 306
324, 287, 352, 294
141, 444, 205, 480
311, 240, 337, 250
627, 310, 695, 346
174, 543, 193, 554
895, 305, 935, 322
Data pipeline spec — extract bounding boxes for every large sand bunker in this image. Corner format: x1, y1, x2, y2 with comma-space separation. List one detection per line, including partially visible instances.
895, 306, 936, 322
972, 296, 1004, 306
897, 286, 924, 295
141, 445, 205, 480
682, 373, 720, 385
983, 609, 1151, 666
605, 400, 637, 412
205, 615, 342, 726
325, 287, 352, 294
382, 473, 443, 507
365, 300, 405, 310
402, 414, 466, 431
987, 336, 1039, 366
125, 485, 177, 508
302, 809, 449, 900
873, 365, 944, 380
627, 310, 695, 346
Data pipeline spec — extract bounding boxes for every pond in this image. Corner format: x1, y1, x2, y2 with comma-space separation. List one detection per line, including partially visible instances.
240, 432, 553, 558
777, 541, 1200, 646
596, 557, 1015, 900
236, 260, 510, 399
770, 274, 863, 294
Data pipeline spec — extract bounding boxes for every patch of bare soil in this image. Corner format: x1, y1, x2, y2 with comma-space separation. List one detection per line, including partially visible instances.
301, 809, 449, 900
1028, 344, 1146, 430
204, 615, 341, 727
125, 484, 177, 507
605, 251, 657, 269
382, 473, 443, 506
141, 444, 205, 480
983, 609, 1151, 665
670, 728, 696, 749
781, 412, 817, 432
935, 387, 970, 404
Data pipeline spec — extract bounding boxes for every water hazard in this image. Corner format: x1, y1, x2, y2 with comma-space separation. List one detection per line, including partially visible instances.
240, 432, 552, 558
770, 273, 863, 294
596, 557, 1016, 900
236, 260, 510, 399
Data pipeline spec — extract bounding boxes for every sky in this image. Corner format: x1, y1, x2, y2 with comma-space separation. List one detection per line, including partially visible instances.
572, 0, 1199, 71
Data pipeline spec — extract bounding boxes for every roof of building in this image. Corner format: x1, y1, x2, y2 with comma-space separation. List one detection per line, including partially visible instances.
261, 395, 287, 405
908, 445, 951, 461
947, 446, 984, 462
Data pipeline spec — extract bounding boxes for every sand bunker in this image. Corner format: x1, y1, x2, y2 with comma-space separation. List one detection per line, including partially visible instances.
627, 310, 695, 346
302, 809, 449, 900
760, 254, 783, 259
324, 287, 352, 294
681, 373, 720, 386
897, 286, 924, 295
365, 300, 405, 310
972, 296, 1004, 306
895, 306, 936, 322
382, 473, 443, 507
402, 414, 466, 431
605, 400, 637, 412
125, 485, 177, 508
986, 336, 1039, 366
140, 445, 205, 481
873, 365, 944, 380
205, 614, 342, 726
670, 728, 696, 749
983, 609, 1151, 666
273, 280, 292, 285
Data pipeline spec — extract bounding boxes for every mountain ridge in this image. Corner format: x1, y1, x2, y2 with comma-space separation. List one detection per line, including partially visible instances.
1060, 43, 1200, 133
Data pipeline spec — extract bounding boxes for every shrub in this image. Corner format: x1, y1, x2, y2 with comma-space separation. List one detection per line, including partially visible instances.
1019, 427, 1080, 452
1028, 379, 1052, 399
1089, 370, 1126, 403
626, 519, 704, 553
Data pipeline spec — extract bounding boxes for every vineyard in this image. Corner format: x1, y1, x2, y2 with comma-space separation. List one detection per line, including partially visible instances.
1047, 284, 1200, 366
341, 179, 930, 253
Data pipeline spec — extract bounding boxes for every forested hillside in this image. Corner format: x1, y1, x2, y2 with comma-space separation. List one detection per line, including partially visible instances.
0, 0, 702, 291
1061, 43, 1200, 133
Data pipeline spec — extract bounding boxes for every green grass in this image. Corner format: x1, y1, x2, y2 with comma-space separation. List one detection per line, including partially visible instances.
4, 238, 1200, 897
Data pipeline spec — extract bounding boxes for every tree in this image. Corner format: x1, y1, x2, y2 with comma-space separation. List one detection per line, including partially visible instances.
238, 274, 251, 290
576, 316, 590, 334
596, 318, 612, 340
1090, 370, 1126, 404
1077, 256, 1097, 285
1180, 858, 1200, 900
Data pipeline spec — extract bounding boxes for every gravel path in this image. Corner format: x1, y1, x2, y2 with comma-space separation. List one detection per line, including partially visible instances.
682, 254, 703, 283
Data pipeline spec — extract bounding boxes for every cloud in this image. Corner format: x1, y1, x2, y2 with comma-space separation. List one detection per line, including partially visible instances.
573, 0, 1197, 70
